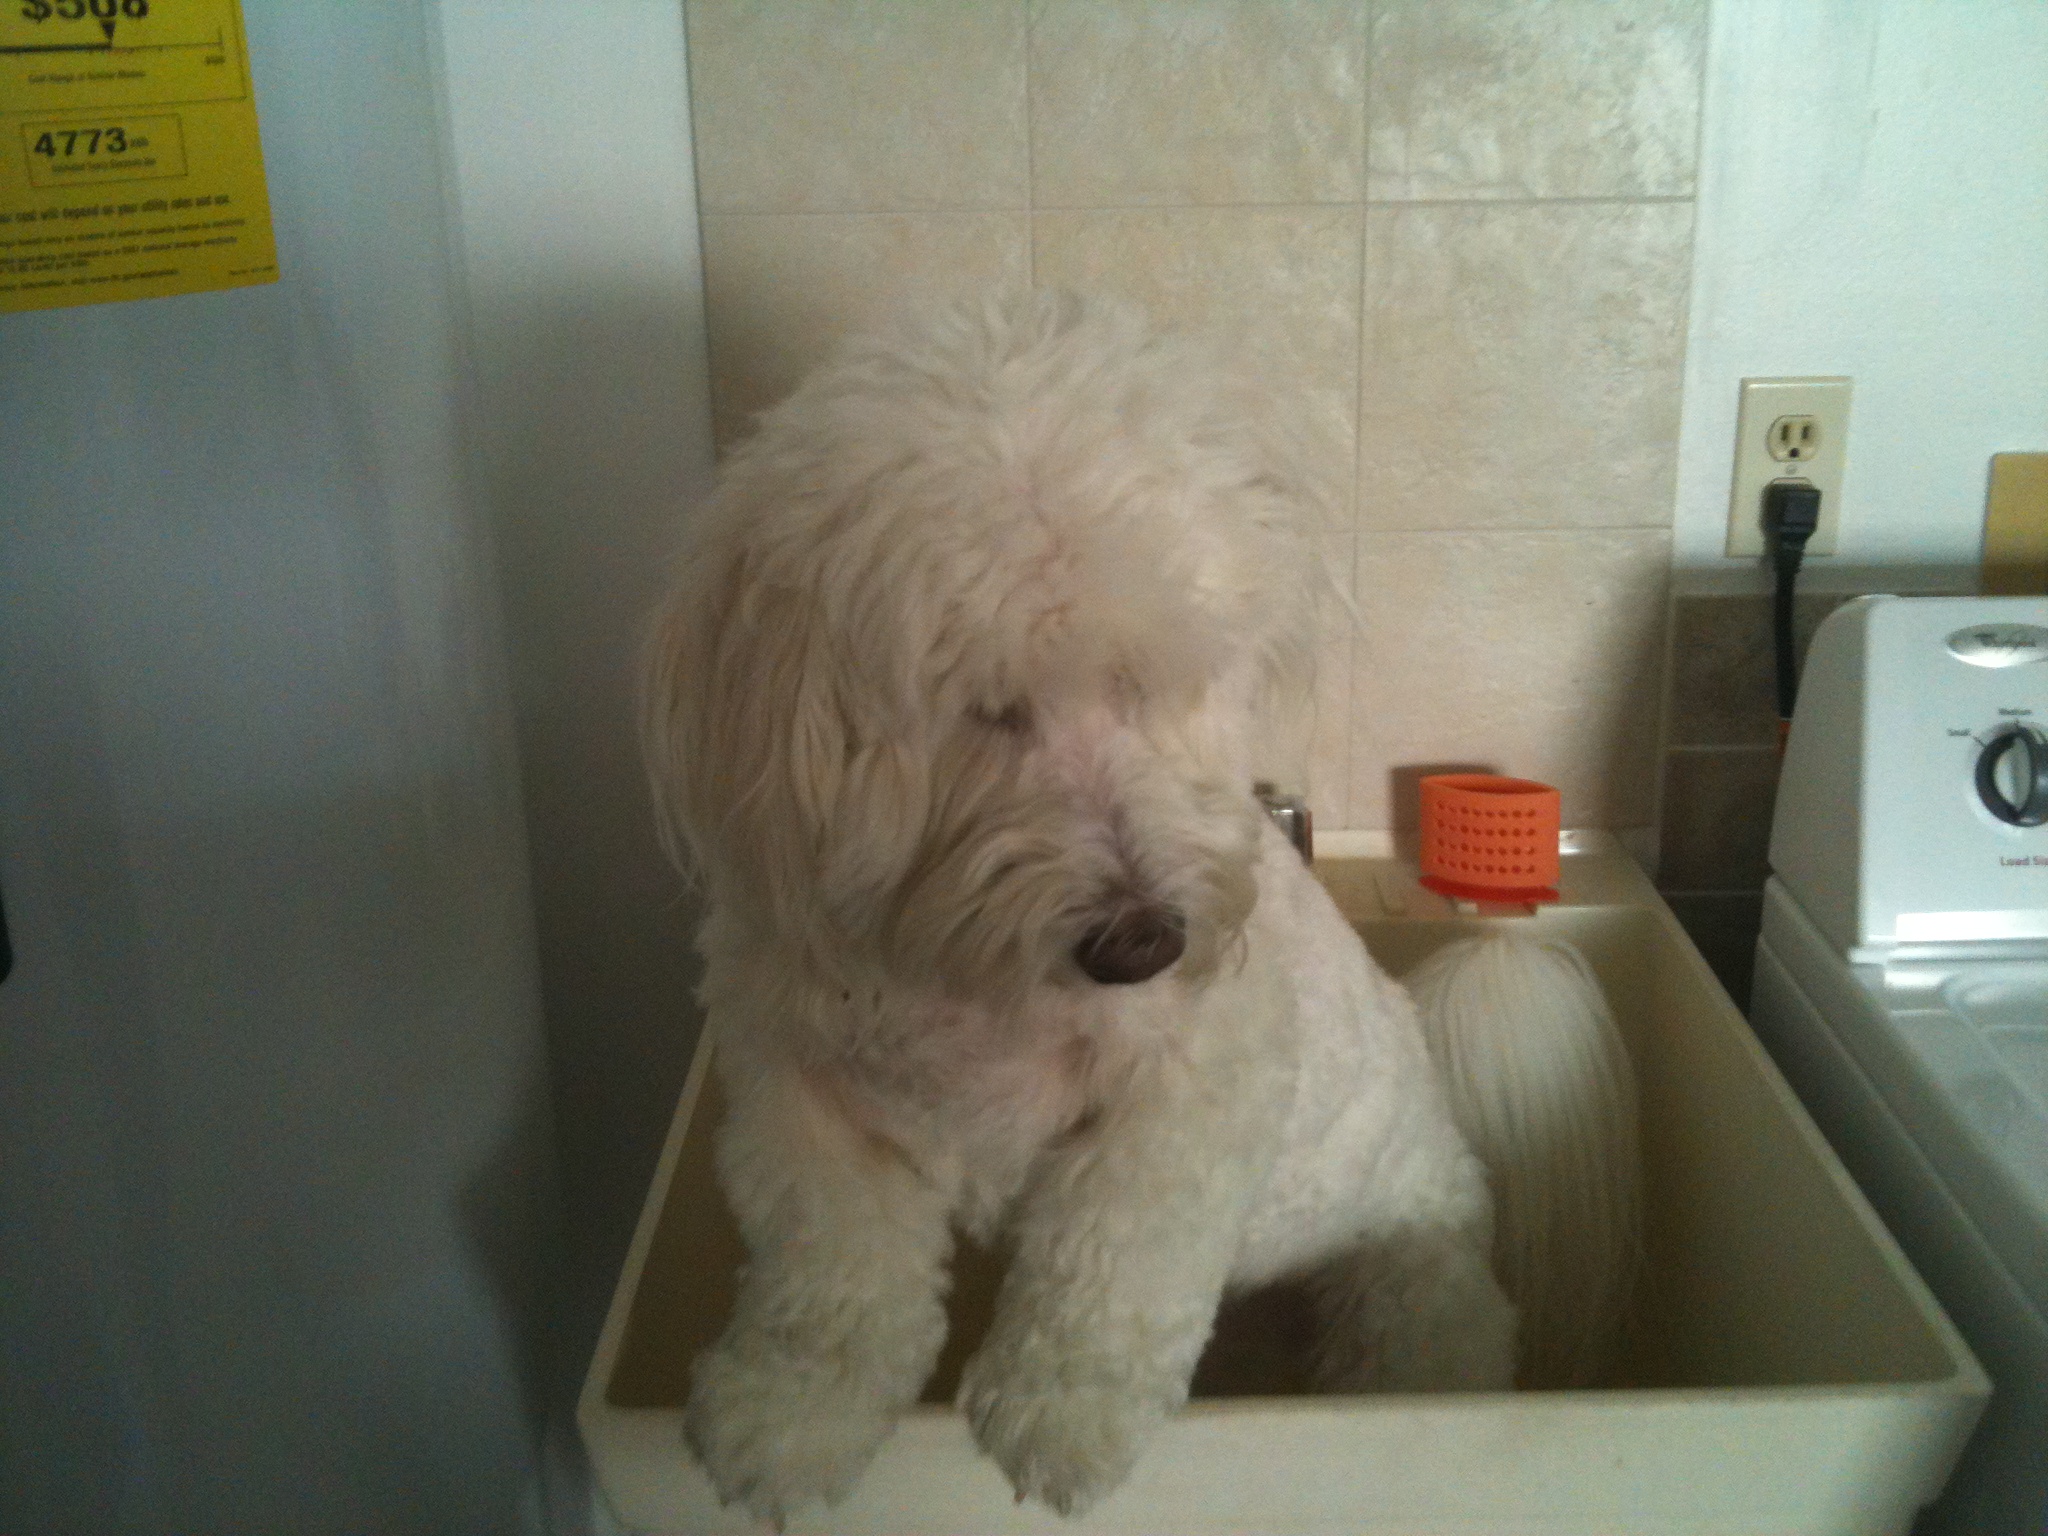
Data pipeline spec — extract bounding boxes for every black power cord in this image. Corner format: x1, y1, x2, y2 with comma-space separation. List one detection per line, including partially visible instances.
1764, 479, 1822, 748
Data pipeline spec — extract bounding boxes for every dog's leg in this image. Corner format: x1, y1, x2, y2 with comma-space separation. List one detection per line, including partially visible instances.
958, 1002, 1292, 1516
687, 1061, 956, 1525
1307, 1200, 1517, 1394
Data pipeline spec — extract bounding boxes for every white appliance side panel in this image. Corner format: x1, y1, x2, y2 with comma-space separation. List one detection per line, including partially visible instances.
1750, 941, 2048, 1536
0, 5, 561, 1531
1771, 596, 1875, 952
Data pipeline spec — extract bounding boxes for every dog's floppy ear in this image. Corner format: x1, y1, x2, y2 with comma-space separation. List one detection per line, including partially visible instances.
642, 548, 851, 934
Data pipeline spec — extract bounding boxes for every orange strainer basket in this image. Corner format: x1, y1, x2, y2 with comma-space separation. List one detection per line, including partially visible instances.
1417, 774, 1561, 904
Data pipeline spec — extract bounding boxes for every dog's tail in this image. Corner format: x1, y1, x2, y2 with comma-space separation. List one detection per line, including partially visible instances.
1404, 935, 1641, 1389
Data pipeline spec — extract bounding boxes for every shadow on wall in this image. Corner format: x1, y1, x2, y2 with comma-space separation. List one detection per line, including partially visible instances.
1384, 762, 1494, 863
463, 292, 714, 1395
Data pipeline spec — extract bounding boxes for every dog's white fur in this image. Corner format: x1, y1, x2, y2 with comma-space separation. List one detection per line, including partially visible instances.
644, 293, 1637, 1522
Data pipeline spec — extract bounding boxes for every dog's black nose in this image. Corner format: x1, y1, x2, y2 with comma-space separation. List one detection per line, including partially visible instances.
1075, 907, 1186, 985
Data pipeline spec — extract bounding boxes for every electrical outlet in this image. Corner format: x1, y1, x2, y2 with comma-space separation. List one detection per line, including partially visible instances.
1767, 415, 1821, 462
1725, 377, 1851, 557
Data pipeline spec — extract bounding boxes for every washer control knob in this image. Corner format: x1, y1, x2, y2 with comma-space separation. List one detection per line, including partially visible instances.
1977, 724, 2048, 827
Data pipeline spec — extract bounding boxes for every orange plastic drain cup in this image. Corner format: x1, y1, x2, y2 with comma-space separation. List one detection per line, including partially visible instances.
1418, 774, 1561, 904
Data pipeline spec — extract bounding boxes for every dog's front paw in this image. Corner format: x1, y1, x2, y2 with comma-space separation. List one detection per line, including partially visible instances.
685, 1339, 896, 1525
958, 1349, 1163, 1517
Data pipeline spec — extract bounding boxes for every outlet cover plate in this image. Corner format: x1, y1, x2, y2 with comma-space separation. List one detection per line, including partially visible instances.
1726, 376, 1851, 558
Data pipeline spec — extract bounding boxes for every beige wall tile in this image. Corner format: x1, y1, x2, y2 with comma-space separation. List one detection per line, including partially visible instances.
1029, 0, 1364, 206
1035, 205, 1363, 814
686, 1, 1028, 212
1358, 202, 1691, 532
1347, 529, 1671, 830
1306, 622, 1358, 828
1665, 591, 1851, 748
701, 213, 1030, 446
1231, 615, 1357, 828
1033, 206, 1361, 505
1657, 746, 1778, 891
681, 0, 1710, 838
1368, 0, 1706, 201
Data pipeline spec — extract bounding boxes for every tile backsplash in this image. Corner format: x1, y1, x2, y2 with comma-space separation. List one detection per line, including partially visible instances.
1655, 591, 1856, 1006
683, 0, 1707, 833
1653, 582, 1972, 1007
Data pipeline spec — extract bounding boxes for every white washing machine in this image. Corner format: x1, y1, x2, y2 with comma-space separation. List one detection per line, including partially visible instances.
1751, 594, 2048, 1535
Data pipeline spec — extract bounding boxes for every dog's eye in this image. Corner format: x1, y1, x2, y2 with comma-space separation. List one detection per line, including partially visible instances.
968, 700, 1033, 735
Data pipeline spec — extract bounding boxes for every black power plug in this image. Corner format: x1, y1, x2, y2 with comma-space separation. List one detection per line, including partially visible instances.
1764, 479, 1822, 739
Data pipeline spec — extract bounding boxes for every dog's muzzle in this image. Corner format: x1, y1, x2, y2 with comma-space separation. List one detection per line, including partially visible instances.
1074, 906, 1186, 985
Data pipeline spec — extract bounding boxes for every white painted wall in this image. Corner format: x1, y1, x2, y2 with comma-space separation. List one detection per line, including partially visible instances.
1675, 0, 2048, 571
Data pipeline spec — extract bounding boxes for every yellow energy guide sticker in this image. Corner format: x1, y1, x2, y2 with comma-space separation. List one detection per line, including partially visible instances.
0, 0, 277, 312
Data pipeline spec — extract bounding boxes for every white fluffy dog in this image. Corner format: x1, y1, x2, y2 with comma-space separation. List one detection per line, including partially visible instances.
643, 292, 1638, 1523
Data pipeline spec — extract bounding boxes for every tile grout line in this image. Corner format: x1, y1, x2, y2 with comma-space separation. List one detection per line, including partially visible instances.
1359, 523, 1678, 537
1362, 193, 1697, 210
1664, 742, 1785, 755
1336, 0, 1374, 828
1022, 0, 1036, 289
696, 195, 1701, 221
